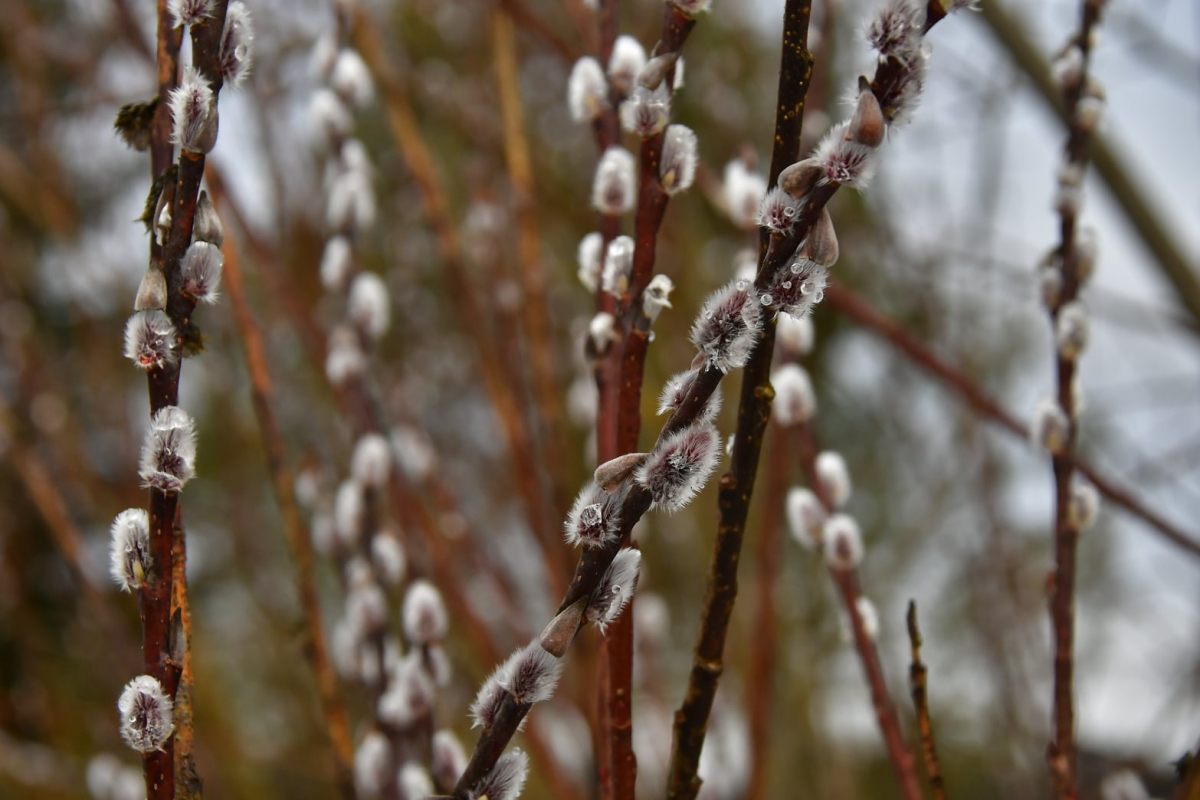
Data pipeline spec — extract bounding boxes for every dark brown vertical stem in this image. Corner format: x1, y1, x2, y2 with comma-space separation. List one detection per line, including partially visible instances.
665, 4, 812, 798
907, 601, 948, 800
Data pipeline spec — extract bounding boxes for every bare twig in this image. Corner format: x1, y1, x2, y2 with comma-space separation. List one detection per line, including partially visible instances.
823, 282, 1200, 557
907, 601, 948, 800
218, 212, 359, 800
666, 3, 814, 796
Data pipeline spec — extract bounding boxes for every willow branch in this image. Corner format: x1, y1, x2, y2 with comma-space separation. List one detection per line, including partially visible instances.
823, 282, 1200, 557
218, 218, 358, 800
907, 601, 948, 800
665, 2, 813, 796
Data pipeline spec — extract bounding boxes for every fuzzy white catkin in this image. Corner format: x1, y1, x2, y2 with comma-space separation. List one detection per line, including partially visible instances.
601, 236, 635, 298
351, 434, 392, 487
354, 730, 392, 796
815, 451, 851, 508
348, 272, 390, 341
608, 35, 646, 94
391, 426, 437, 482
659, 124, 698, 195
499, 643, 565, 705
1031, 397, 1070, 454
776, 313, 815, 357
325, 327, 365, 385
855, 596, 879, 640
309, 88, 352, 150
1056, 301, 1089, 360
577, 232, 604, 293
168, 0, 214, 27
771, 364, 816, 426
168, 65, 214, 153
110, 508, 151, 592
397, 765, 434, 799
320, 236, 353, 290
402, 579, 448, 645
620, 83, 670, 138
432, 729, 468, 790
786, 487, 825, 549
724, 160, 767, 230
593, 147, 636, 215
334, 479, 364, 546
138, 406, 197, 493
475, 749, 529, 800
371, 534, 406, 585
218, 1, 254, 88
823, 514, 863, 570
118, 675, 174, 753
568, 57, 609, 123
330, 49, 373, 109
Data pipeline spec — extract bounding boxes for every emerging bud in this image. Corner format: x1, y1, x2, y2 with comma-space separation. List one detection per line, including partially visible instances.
432, 730, 468, 791
193, 190, 224, 246
672, 0, 712, 18
799, 208, 839, 267
320, 235, 354, 291
180, 241, 223, 303
1056, 301, 1088, 360
1099, 769, 1150, 800
349, 272, 391, 341
635, 422, 720, 511
334, 479, 364, 547
601, 235, 635, 298
814, 121, 875, 189
690, 279, 762, 373
586, 547, 641, 632
620, 83, 671, 138
849, 78, 886, 147
539, 597, 587, 657
771, 364, 816, 426
855, 596, 879, 640
643, 274, 675, 323
351, 433, 392, 488
1031, 397, 1071, 454
371, 532, 406, 585
326, 326, 366, 386
219, 1, 255, 88
595, 453, 649, 494
768, 258, 828, 320
577, 232, 604, 293
865, 0, 923, 59
354, 730, 392, 796
169, 65, 216, 153
135, 265, 168, 311
398, 765, 435, 799
638, 51, 680, 91
109, 509, 152, 592
310, 88, 353, 150
568, 57, 609, 124
331, 49, 374, 110
139, 406, 197, 493
724, 160, 768, 230
777, 158, 823, 201
776, 313, 815, 357
168, 0, 214, 28
608, 36, 647, 97
378, 654, 435, 727
1069, 480, 1099, 530
565, 483, 623, 548
658, 369, 723, 425
816, 451, 852, 508
475, 749, 529, 800
327, 169, 376, 236
756, 188, 801, 234
403, 579, 448, 645
588, 312, 617, 357
1052, 45, 1084, 93
823, 514, 864, 571
498, 642, 564, 705
786, 487, 826, 549
660, 124, 698, 195
593, 147, 637, 215
118, 675, 174, 753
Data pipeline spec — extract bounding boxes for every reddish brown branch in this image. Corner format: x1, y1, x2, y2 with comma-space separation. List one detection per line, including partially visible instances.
907, 601, 948, 800
823, 282, 1200, 557
218, 214, 359, 800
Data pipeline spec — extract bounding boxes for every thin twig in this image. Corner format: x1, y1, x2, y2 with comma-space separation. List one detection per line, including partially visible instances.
907, 601, 948, 800
665, 2, 813, 796
218, 212, 359, 800
823, 282, 1200, 557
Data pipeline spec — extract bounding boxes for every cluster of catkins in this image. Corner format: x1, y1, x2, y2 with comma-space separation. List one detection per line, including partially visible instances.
109, 0, 253, 762
308, 24, 391, 385
1027, 30, 1107, 533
